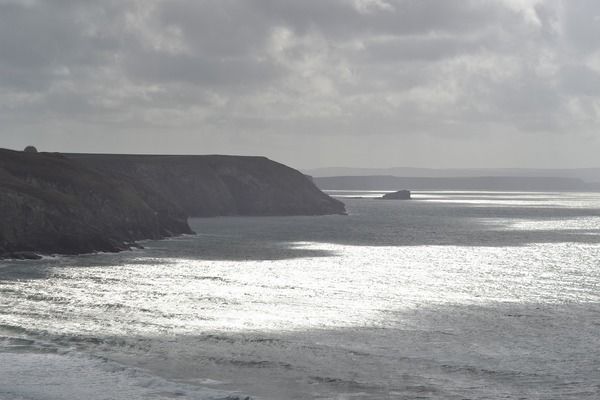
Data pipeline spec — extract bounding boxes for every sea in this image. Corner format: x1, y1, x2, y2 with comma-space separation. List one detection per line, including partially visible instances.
1, 191, 600, 400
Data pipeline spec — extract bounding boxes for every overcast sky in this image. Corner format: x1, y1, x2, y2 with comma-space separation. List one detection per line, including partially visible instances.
2, 0, 600, 168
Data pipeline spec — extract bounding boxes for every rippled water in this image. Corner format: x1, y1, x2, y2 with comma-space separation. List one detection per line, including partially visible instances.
2, 191, 600, 399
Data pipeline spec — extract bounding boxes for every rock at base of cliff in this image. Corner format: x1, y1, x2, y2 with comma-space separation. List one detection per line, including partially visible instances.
2, 251, 43, 260
381, 190, 411, 200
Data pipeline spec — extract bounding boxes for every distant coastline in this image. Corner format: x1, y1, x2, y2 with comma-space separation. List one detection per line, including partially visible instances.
314, 175, 600, 192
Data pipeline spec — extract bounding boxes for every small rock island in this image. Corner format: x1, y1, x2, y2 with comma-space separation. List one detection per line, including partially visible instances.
380, 190, 411, 200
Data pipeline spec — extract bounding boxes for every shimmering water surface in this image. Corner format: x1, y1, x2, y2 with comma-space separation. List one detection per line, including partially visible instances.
2, 191, 600, 399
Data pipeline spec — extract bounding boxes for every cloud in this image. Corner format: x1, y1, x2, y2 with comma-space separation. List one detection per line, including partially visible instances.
1, 0, 600, 168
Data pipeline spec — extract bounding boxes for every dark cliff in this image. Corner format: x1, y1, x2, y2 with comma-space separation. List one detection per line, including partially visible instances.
0, 149, 191, 257
67, 154, 346, 217
1, 149, 345, 257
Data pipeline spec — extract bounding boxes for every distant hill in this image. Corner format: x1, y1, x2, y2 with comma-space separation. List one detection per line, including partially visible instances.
314, 175, 598, 192
305, 167, 600, 183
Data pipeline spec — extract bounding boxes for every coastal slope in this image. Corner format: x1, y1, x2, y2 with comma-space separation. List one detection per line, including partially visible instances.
67, 154, 346, 217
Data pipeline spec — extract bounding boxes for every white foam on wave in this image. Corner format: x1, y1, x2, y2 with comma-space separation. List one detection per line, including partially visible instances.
0, 349, 249, 400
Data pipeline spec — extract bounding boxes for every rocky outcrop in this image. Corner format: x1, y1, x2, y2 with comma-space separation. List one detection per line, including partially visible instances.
67, 154, 346, 217
0, 149, 191, 257
0, 149, 345, 258
381, 190, 411, 200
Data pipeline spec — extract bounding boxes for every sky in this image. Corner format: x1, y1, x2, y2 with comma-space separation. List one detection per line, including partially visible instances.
1, 0, 600, 169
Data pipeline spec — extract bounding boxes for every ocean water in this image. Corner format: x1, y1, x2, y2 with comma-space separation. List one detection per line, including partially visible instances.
2, 191, 600, 399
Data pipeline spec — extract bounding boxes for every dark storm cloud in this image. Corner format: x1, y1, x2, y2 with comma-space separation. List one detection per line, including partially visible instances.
2, 0, 600, 168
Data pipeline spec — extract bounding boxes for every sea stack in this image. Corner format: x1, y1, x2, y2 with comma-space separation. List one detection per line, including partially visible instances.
381, 190, 411, 200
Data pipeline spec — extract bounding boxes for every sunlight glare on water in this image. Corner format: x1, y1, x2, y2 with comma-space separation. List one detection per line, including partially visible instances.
3, 242, 600, 336
2, 192, 600, 399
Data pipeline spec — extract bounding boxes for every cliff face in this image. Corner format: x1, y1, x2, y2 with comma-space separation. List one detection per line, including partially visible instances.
1, 149, 345, 257
67, 154, 346, 217
0, 149, 191, 257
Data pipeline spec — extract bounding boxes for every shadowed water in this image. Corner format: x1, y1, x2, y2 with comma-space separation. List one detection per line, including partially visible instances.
1, 191, 600, 399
